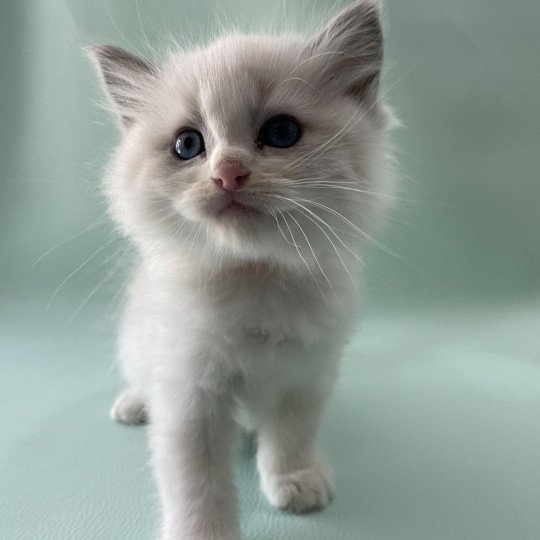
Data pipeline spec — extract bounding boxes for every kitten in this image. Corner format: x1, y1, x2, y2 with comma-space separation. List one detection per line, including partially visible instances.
88, 1, 394, 539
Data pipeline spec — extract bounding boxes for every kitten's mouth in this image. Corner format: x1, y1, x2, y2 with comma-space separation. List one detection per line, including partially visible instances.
217, 199, 262, 218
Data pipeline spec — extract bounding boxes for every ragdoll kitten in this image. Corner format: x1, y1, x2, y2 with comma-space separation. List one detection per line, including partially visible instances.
88, 1, 394, 538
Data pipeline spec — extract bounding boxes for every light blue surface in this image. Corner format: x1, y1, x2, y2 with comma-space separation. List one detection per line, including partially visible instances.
2, 295, 540, 539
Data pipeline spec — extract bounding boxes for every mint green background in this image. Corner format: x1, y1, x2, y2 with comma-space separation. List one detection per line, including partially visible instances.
1, 1, 539, 539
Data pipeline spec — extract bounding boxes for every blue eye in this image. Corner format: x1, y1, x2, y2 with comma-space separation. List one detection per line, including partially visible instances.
258, 115, 302, 149
174, 130, 205, 160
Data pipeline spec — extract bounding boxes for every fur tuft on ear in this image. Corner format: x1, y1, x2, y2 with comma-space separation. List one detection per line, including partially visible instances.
86, 45, 157, 129
306, 0, 383, 104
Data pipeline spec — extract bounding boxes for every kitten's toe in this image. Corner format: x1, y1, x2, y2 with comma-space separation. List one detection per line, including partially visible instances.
261, 461, 334, 514
110, 389, 147, 424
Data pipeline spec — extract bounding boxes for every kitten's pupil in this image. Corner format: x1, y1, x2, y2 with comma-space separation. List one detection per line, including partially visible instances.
273, 124, 288, 139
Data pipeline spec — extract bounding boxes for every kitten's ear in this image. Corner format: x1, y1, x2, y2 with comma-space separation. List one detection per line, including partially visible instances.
86, 45, 157, 130
306, 0, 383, 104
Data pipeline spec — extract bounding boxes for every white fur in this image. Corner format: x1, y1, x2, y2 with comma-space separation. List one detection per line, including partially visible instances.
89, 2, 394, 538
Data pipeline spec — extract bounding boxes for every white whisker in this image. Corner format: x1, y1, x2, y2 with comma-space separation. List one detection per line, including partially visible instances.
32, 217, 108, 268
294, 196, 402, 260
70, 247, 129, 322
47, 237, 117, 309
285, 211, 334, 293
281, 200, 358, 289
280, 212, 327, 301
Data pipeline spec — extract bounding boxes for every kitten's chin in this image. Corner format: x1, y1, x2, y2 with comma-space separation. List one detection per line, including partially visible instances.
174, 199, 300, 266
204, 216, 298, 267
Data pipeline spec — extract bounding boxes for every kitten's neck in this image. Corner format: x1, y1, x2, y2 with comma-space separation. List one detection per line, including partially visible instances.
142, 251, 308, 286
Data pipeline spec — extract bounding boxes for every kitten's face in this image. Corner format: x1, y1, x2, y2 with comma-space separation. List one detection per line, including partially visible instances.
91, 2, 391, 269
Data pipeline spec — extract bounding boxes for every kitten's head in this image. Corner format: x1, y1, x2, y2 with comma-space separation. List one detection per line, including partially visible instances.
88, 1, 393, 271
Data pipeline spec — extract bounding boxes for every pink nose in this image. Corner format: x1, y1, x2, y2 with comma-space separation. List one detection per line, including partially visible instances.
212, 163, 250, 193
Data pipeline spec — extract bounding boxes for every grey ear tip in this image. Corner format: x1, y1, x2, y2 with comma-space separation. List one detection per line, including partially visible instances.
84, 44, 105, 55
85, 44, 125, 60
350, 0, 383, 14
85, 45, 157, 76
84, 44, 113, 64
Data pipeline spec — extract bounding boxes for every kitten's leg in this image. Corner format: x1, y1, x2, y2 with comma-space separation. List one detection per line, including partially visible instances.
110, 389, 147, 424
150, 376, 240, 540
257, 386, 335, 514
112, 277, 151, 425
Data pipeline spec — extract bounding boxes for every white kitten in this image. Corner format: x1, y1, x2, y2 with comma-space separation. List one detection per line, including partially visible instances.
88, 1, 394, 539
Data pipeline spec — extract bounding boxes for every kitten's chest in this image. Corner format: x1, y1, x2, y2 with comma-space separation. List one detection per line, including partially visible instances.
206, 275, 325, 344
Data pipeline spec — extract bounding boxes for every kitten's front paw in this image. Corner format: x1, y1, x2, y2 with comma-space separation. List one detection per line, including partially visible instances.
261, 461, 334, 514
110, 389, 147, 424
